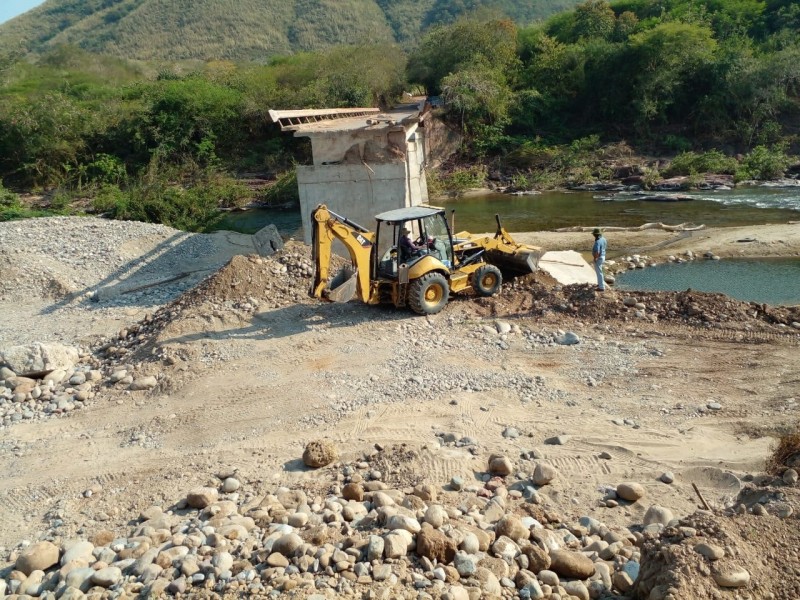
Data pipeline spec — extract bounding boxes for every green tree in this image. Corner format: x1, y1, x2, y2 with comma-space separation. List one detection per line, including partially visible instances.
316, 44, 407, 107
408, 17, 518, 93
132, 77, 245, 166
627, 22, 718, 128
0, 92, 94, 186
613, 11, 639, 41
518, 32, 586, 103
441, 60, 512, 129
573, 0, 616, 40
721, 43, 800, 145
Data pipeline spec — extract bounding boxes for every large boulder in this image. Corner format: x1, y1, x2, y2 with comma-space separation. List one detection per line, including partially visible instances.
495, 515, 529, 542
16, 541, 60, 575
488, 454, 513, 477
643, 505, 674, 526
253, 224, 284, 257
521, 543, 550, 572
532, 463, 557, 486
1, 343, 79, 377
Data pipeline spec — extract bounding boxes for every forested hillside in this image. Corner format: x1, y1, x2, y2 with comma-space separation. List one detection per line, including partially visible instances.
1, 0, 798, 232
0, 0, 580, 61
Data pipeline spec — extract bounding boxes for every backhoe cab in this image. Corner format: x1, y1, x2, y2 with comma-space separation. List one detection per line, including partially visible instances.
310, 204, 541, 315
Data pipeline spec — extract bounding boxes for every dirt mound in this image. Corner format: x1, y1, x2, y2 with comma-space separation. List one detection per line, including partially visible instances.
93, 242, 347, 363
466, 276, 800, 333
634, 505, 800, 599
181, 241, 326, 309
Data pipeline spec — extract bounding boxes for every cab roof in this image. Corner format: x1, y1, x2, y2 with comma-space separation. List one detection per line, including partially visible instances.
374, 205, 444, 223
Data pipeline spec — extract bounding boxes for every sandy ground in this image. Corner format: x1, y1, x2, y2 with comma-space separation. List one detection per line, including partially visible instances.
1, 223, 799, 557
516, 223, 800, 263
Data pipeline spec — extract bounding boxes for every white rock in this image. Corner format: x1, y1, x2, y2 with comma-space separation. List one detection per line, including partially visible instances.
695, 542, 724, 560
532, 463, 557, 486
129, 376, 158, 391
643, 505, 674, 526
562, 580, 590, 600
424, 505, 447, 528
221, 477, 240, 493
383, 533, 408, 559
713, 564, 750, 588
212, 551, 233, 572
109, 370, 128, 383
459, 532, 480, 554
61, 540, 94, 565
386, 514, 421, 534
1, 343, 79, 376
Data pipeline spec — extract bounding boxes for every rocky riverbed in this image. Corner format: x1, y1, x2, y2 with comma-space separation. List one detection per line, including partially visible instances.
1, 216, 800, 599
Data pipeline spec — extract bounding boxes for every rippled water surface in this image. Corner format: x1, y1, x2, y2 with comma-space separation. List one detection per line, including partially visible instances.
215, 185, 800, 236
438, 185, 800, 232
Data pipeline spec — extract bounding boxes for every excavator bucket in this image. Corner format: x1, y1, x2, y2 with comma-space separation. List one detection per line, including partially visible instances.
485, 246, 542, 276
325, 266, 358, 303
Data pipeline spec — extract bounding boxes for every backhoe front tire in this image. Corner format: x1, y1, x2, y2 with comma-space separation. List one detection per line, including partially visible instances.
472, 264, 502, 297
409, 272, 449, 315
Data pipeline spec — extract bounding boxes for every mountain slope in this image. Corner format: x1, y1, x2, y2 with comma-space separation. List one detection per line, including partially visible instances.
0, 0, 582, 61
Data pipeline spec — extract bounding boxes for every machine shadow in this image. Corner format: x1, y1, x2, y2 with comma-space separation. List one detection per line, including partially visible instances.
160, 301, 411, 346
39, 231, 244, 315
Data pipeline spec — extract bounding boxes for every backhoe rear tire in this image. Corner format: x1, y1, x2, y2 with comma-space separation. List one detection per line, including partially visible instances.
409, 272, 449, 315
472, 264, 502, 297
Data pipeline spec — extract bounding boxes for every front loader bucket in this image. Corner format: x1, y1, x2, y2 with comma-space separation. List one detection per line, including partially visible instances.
485, 247, 542, 276
325, 266, 358, 303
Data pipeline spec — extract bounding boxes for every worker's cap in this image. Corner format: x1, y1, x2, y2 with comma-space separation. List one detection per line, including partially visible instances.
401, 227, 410, 234
592, 228, 602, 235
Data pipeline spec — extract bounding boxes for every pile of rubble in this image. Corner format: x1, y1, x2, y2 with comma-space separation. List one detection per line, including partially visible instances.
0, 343, 100, 429
499, 277, 800, 333
4, 441, 799, 599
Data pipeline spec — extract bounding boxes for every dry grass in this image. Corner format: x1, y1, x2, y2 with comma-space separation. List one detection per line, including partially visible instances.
766, 424, 800, 475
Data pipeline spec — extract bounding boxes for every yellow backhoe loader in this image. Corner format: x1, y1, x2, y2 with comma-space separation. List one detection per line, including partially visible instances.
310, 204, 542, 315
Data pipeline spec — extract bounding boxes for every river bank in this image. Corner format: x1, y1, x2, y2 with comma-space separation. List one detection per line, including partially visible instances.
516, 223, 800, 263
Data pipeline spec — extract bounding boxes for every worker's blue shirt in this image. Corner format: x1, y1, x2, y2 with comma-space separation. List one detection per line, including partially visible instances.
593, 236, 607, 259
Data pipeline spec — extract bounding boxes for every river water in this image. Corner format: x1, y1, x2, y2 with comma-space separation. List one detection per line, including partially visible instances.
438, 185, 800, 233
616, 258, 800, 306
216, 184, 800, 236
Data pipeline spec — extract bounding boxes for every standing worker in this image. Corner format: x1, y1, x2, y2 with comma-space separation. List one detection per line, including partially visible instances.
592, 228, 607, 291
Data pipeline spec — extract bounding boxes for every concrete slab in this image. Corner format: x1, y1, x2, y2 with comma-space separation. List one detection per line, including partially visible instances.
538, 250, 596, 285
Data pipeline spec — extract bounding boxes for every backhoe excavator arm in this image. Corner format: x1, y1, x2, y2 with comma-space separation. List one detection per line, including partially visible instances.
310, 204, 375, 303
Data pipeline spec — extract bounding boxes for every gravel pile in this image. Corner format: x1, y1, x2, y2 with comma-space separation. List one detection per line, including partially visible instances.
0, 217, 220, 307
6, 441, 797, 599
0, 446, 654, 600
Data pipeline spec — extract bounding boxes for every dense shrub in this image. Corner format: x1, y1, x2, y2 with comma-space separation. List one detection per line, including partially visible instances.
92, 172, 249, 230
736, 145, 793, 180
0, 180, 17, 208
259, 169, 299, 207
427, 165, 487, 197
664, 150, 739, 176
